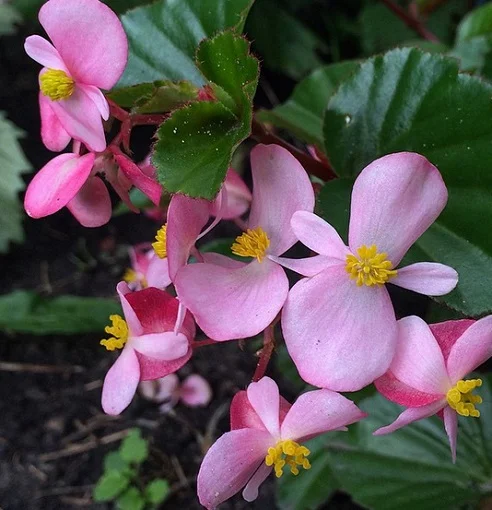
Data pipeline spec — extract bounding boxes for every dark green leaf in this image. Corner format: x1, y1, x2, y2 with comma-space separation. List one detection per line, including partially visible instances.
0, 291, 121, 335
316, 178, 352, 243
112, 187, 154, 217
323, 48, 492, 315
120, 429, 148, 464
456, 2, 492, 43
117, 487, 145, 510
117, 0, 254, 88
93, 471, 130, 502
145, 479, 170, 505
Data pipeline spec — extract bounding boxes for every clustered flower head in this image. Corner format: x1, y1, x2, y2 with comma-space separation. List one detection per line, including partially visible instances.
23, 1, 492, 508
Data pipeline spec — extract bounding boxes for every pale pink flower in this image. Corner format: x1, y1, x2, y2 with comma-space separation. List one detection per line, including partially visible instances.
197, 377, 366, 508
374, 315, 492, 461
123, 244, 171, 291
210, 168, 252, 220
101, 282, 195, 415
24, 0, 128, 152
280, 152, 458, 391
174, 144, 315, 341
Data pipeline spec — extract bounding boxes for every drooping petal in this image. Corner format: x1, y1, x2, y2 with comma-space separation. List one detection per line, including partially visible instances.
210, 168, 252, 220
443, 406, 458, 463
349, 152, 448, 265
446, 315, 492, 382
180, 374, 213, 407
247, 377, 281, 438
78, 83, 110, 120
131, 331, 189, 361
429, 319, 475, 362
49, 86, 106, 152
280, 390, 366, 442
25, 35, 67, 71
137, 347, 192, 381
389, 316, 450, 395
39, 92, 71, 152
175, 258, 289, 341
67, 175, 111, 227
373, 399, 446, 435
282, 266, 397, 391
24, 152, 94, 218
197, 429, 273, 510
102, 347, 140, 415
116, 281, 143, 337
270, 254, 342, 277
392, 262, 458, 296
145, 255, 172, 289
242, 463, 272, 502
248, 144, 315, 256
38, 0, 128, 89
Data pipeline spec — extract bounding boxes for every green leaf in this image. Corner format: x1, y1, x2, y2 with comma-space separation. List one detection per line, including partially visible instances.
117, 0, 254, 88
117, 487, 145, 510
93, 471, 130, 502
0, 112, 31, 253
456, 2, 492, 43
316, 178, 352, 243
0, 291, 121, 335
153, 32, 258, 198
120, 429, 148, 464
257, 61, 360, 147
323, 48, 492, 316
145, 479, 170, 505
104, 452, 130, 474
0, 5, 22, 35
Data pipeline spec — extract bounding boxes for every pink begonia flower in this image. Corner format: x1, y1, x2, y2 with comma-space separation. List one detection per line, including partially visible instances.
24, 0, 128, 152
123, 244, 171, 291
197, 377, 366, 508
280, 152, 458, 391
374, 315, 492, 461
174, 144, 315, 341
210, 168, 252, 220
101, 282, 195, 415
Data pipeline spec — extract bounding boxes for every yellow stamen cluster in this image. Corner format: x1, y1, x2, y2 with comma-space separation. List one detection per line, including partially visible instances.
100, 315, 129, 351
446, 378, 483, 417
123, 268, 148, 288
265, 440, 311, 478
40, 69, 75, 101
152, 224, 167, 259
231, 227, 270, 263
346, 244, 397, 286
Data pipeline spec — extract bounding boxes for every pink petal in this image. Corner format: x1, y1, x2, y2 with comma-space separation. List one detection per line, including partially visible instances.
25, 35, 67, 71
202, 252, 247, 269
38, 0, 128, 89
282, 265, 397, 391
180, 374, 213, 407
446, 315, 492, 382
67, 175, 111, 227
137, 347, 192, 381
197, 429, 273, 510
24, 152, 94, 218
248, 144, 315, 256
49, 85, 106, 152
349, 152, 448, 266
175, 259, 289, 341
389, 316, 450, 395
78, 83, 110, 120
139, 374, 179, 403
247, 377, 281, 438
131, 331, 189, 361
392, 262, 458, 296
270, 254, 341, 277
280, 390, 366, 442
102, 346, 140, 415
430, 319, 475, 362
115, 154, 161, 206
39, 92, 71, 152
242, 463, 272, 502
116, 281, 143, 337
291, 211, 349, 259
373, 399, 446, 435
443, 406, 458, 463
145, 254, 172, 289
210, 168, 252, 220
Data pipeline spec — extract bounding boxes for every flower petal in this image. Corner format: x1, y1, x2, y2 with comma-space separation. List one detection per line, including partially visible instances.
248, 144, 315, 256
25, 35, 67, 71
210, 168, 252, 220
24, 152, 94, 218
269, 254, 340, 277
132, 331, 189, 361
242, 463, 272, 502
78, 83, 110, 120
446, 315, 492, 382
38, 0, 128, 89
349, 152, 447, 265
145, 255, 172, 289
282, 265, 397, 391
67, 175, 111, 227
139, 374, 179, 403
116, 281, 143, 337
389, 316, 450, 395
175, 258, 289, 341
180, 375, 213, 407
443, 406, 458, 463
39, 92, 71, 152
197, 429, 273, 510
280, 390, 366, 442
392, 262, 458, 296
429, 319, 475, 362
102, 346, 140, 415
137, 347, 192, 381
247, 377, 281, 438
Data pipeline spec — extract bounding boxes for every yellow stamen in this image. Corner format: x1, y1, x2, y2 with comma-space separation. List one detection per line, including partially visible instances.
40, 69, 75, 101
123, 268, 148, 288
345, 244, 397, 286
100, 314, 129, 351
231, 227, 270, 263
265, 439, 311, 478
152, 224, 167, 259
446, 378, 482, 417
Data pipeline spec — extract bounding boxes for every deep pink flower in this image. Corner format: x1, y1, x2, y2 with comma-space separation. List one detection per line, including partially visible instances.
197, 377, 366, 508
24, 0, 128, 152
280, 152, 458, 391
101, 282, 195, 415
174, 144, 315, 341
374, 315, 492, 461
123, 244, 171, 291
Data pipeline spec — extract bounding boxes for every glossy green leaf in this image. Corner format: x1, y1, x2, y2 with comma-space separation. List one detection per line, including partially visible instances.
120, 429, 148, 464
117, 0, 254, 88
117, 487, 145, 510
93, 471, 130, 502
145, 479, 170, 505
456, 3, 492, 43
323, 48, 492, 315
257, 61, 360, 147
0, 291, 121, 335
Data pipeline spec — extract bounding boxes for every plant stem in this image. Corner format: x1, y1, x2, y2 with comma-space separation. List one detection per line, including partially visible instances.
252, 319, 278, 382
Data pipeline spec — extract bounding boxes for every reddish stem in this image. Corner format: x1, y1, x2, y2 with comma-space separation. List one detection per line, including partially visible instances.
252, 320, 277, 382
193, 338, 219, 349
